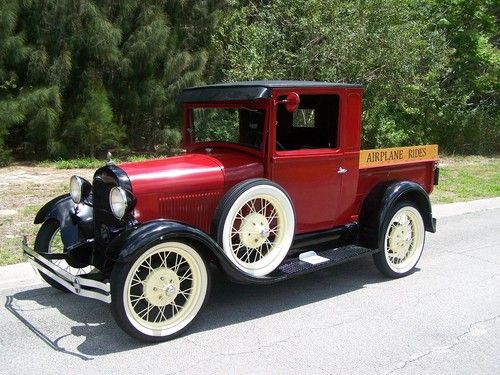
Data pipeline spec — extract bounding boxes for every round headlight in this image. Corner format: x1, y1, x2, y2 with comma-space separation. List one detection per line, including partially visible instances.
109, 187, 128, 219
69, 175, 92, 204
70, 176, 82, 203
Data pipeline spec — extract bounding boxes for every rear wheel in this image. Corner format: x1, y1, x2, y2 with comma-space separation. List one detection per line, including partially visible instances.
110, 241, 210, 342
34, 220, 93, 291
373, 201, 425, 278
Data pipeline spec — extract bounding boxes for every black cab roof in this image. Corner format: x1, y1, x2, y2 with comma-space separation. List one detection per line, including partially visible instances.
177, 80, 363, 103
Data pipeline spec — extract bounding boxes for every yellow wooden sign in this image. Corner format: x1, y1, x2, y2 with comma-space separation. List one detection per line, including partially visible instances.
359, 144, 438, 168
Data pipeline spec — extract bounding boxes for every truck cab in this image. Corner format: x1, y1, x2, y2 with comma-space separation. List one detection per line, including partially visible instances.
24, 81, 439, 342
179, 81, 364, 233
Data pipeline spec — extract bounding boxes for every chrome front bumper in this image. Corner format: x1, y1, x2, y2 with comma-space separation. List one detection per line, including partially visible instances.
22, 236, 111, 303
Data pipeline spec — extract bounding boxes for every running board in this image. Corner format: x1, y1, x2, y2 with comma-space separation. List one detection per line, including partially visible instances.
269, 245, 376, 280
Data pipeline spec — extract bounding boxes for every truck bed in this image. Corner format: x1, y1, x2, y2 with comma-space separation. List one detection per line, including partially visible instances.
355, 145, 439, 215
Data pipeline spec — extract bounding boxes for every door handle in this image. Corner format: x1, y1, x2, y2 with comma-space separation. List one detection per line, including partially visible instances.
337, 167, 348, 174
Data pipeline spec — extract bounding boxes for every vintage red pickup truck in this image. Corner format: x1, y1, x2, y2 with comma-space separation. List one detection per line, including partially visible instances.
23, 81, 439, 341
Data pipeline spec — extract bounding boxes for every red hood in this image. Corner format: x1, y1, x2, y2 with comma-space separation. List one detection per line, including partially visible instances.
117, 150, 263, 227
118, 154, 224, 196
118, 150, 264, 196
199, 148, 264, 187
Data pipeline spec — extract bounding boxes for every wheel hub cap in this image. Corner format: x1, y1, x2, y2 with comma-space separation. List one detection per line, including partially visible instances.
390, 225, 412, 258
144, 268, 180, 306
163, 284, 176, 296
239, 212, 270, 249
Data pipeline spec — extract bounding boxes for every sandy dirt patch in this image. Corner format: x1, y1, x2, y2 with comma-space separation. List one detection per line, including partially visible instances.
0, 165, 94, 264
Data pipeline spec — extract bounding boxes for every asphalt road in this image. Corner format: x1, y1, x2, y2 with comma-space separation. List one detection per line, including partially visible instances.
1, 208, 499, 374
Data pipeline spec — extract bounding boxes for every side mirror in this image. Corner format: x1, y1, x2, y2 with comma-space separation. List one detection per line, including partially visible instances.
276, 92, 300, 112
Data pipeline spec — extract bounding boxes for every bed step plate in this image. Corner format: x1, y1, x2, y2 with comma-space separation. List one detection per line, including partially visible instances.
271, 245, 375, 278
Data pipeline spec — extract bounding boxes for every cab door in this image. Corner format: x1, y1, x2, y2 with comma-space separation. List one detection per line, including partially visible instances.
268, 90, 347, 234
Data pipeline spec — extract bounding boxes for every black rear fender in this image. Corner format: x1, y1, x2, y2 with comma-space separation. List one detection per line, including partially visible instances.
358, 181, 436, 249
34, 194, 94, 247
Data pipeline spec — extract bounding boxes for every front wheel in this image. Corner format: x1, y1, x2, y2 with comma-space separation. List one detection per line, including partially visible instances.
373, 201, 425, 278
110, 241, 210, 342
34, 220, 93, 291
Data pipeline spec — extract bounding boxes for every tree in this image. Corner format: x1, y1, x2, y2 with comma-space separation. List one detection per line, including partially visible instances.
0, 0, 497, 161
427, 0, 499, 154
212, 0, 451, 149
105, 1, 210, 150
0, 0, 33, 163
64, 81, 124, 156
0, 0, 223, 160
211, 0, 499, 154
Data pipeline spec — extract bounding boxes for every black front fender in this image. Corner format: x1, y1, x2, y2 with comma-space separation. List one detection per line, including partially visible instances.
105, 220, 278, 284
358, 180, 436, 248
34, 194, 94, 247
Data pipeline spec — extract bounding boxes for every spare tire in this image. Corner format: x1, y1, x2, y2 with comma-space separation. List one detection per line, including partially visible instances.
213, 179, 295, 277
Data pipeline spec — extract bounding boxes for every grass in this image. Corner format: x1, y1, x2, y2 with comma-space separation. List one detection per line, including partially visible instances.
37, 153, 167, 169
0, 155, 498, 266
0, 218, 38, 265
431, 155, 500, 204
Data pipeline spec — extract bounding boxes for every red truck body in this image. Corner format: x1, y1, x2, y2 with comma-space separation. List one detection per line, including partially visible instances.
25, 81, 439, 342
120, 82, 437, 235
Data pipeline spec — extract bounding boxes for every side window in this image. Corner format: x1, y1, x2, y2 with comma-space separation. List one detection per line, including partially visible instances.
294, 109, 315, 128
276, 94, 339, 150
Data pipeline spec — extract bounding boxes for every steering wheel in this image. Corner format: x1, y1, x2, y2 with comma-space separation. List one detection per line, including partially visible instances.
246, 130, 286, 150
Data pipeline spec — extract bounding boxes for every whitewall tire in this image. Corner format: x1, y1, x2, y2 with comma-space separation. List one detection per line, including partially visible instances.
373, 201, 425, 278
214, 179, 295, 277
110, 241, 210, 342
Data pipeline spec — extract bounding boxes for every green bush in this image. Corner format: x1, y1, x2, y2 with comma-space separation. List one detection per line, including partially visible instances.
63, 84, 125, 157
152, 127, 183, 155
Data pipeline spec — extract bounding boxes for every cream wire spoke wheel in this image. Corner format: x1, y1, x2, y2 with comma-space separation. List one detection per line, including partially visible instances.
48, 228, 93, 276
386, 211, 418, 267
111, 241, 209, 341
232, 198, 281, 262
217, 180, 295, 277
377, 202, 425, 276
34, 220, 93, 291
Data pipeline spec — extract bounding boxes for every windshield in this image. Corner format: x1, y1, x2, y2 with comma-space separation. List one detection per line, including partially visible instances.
190, 107, 266, 150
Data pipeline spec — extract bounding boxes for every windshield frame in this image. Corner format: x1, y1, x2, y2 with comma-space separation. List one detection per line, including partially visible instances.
183, 101, 269, 157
